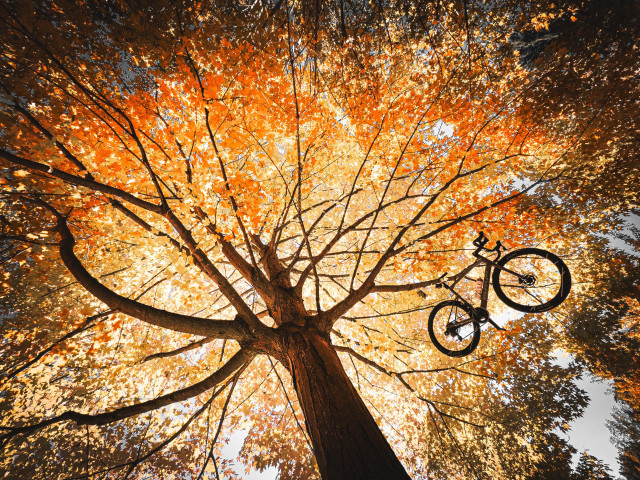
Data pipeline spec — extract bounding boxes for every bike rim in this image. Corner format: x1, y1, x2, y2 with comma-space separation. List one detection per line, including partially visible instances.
496, 253, 564, 309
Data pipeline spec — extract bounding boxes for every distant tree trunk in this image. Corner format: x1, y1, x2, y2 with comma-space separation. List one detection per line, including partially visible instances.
280, 327, 411, 480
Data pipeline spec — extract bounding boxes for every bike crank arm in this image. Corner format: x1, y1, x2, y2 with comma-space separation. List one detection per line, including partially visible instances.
487, 317, 506, 331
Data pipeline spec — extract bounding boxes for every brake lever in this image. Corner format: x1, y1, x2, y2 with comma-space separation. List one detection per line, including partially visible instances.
472, 231, 489, 248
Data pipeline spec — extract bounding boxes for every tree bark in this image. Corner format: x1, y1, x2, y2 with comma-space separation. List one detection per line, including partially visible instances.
280, 327, 411, 480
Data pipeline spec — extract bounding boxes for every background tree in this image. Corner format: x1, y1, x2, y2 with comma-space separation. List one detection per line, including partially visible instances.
527, 433, 577, 480
510, 3, 640, 474
0, 0, 636, 479
512, 0, 639, 224
559, 226, 640, 479
610, 402, 640, 480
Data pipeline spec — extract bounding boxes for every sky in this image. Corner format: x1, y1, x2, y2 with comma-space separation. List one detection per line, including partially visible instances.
565, 373, 620, 477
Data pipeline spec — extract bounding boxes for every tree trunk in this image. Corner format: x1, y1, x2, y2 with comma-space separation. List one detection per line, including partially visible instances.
280, 327, 411, 480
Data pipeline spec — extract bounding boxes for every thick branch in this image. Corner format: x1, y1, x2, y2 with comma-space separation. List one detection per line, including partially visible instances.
161, 209, 268, 333
371, 275, 445, 293
52, 210, 249, 341
0, 349, 253, 446
1, 133, 259, 323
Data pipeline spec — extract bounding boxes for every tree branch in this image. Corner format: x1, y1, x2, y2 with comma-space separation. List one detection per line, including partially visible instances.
0, 348, 254, 447
371, 275, 446, 293
47, 203, 250, 341
0, 149, 162, 213
140, 338, 215, 363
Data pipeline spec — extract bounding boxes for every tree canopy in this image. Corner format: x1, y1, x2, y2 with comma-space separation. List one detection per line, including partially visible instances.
0, 0, 638, 479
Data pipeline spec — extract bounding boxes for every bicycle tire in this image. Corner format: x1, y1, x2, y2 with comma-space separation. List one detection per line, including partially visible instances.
492, 248, 571, 313
428, 300, 481, 357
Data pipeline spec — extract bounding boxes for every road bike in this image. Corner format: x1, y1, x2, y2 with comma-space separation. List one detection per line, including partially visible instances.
427, 232, 571, 357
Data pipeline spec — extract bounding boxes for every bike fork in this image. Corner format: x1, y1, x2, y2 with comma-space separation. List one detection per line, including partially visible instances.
478, 264, 506, 332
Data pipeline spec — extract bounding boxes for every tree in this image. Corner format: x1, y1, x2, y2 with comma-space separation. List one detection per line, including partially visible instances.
512, 0, 640, 216
510, 5, 640, 474
563, 229, 640, 412
527, 433, 576, 480
0, 0, 629, 478
571, 452, 614, 480
561, 226, 640, 480
610, 403, 640, 480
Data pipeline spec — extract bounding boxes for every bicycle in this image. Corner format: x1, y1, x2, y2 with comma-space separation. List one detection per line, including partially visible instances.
427, 232, 571, 357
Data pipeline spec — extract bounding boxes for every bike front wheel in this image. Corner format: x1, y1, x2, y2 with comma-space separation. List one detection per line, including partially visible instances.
492, 248, 571, 313
428, 300, 481, 357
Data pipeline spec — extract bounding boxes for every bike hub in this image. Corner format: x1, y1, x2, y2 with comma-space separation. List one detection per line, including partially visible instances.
519, 274, 536, 286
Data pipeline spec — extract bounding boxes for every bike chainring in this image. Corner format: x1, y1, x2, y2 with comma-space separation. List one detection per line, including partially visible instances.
473, 307, 490, 324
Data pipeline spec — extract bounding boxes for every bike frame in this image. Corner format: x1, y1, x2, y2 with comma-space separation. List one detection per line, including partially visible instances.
436, 233, 509, 331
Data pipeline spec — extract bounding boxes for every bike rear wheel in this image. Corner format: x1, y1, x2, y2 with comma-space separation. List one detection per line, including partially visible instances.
492, 248, 571, 313
428, 300, 481, 357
